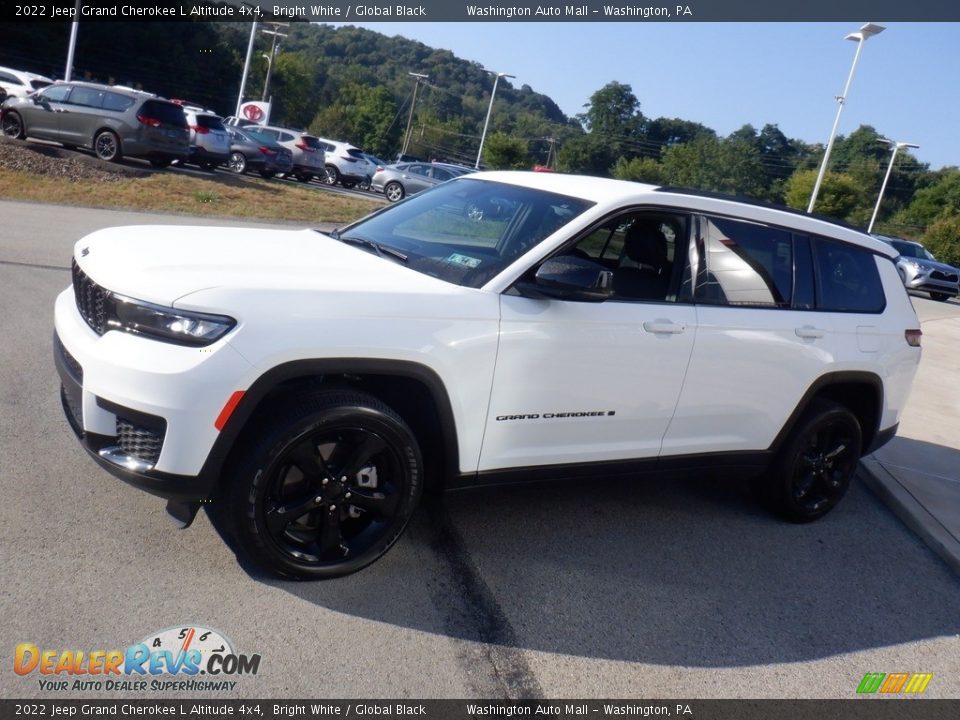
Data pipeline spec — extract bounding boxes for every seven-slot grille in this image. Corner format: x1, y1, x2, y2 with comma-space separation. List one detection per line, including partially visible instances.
117, 418, 164, 466
71, 258, 110, 335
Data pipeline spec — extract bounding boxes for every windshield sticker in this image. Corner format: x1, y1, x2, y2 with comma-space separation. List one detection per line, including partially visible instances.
446, 253, 482, 269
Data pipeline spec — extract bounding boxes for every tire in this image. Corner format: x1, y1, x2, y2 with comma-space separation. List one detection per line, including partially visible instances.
227, 389, 423, 579
384, 181, 405, 203
296, 173, 313, 183
342, 180, 356, 189
93, 130, 121, 162
1, 111, 25, 139
228, 152, 247, 174
929, 292, 951, 302
258, 170, 276, 179
323, 165, 339, 185
754, 399, 862, 522
198, 161, 217, 172
149, 158, 172, 168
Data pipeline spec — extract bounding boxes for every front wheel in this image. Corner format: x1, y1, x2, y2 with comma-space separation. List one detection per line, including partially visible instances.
228, 152, 247, 174
227, 389, 423, 579
1, 111, 25, 139
296, 173, 313, 183
754, 399, 862, 522
93, 130, 121, 162
323, 165, 340, 185
384, 181, 405, 202
929, 292, 951, 302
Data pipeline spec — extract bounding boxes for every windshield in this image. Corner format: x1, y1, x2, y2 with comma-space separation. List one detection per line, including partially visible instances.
336, 178, 594, 288
892, 240, 935, 261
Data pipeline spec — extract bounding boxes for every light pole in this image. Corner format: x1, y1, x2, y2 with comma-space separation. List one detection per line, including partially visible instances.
260, 24, 288, 103
235, 20, 258, 117
63, 0, 83, 81
867, 138, 919, 234
475, 70, 515, 169
807, 22, 885, 214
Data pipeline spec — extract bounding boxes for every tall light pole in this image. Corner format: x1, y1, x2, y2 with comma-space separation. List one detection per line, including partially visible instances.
63, 0, 83, 81
235, 20, 258, 117
401, 72, 428, 157
260, 24, 288, 103
475, 70, 515, 169
868, 138, 919, 234
807, 22, 885, 214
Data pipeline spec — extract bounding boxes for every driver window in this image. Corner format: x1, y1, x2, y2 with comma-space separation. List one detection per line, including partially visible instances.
570, 213, 687, 302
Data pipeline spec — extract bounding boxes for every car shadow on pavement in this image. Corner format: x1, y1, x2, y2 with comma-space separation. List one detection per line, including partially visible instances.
217, 472, 960, 667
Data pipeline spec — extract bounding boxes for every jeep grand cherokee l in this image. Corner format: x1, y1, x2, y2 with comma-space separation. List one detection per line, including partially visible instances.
53, 173, 921, 579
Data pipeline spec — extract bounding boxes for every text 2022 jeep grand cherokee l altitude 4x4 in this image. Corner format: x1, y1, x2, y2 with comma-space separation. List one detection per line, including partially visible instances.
54, 173, 922, 579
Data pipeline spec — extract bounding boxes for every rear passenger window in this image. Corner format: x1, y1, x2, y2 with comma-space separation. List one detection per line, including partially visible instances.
813, 237, 885, 313
102, 92, 134, 112
697, 216, 792, 307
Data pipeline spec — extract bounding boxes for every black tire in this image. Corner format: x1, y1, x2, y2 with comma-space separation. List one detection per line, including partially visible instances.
228, 152, 247, 174
258, 170, 276, 179
754, 399, 862, 522
929, 292, 951, 302
198, 161, 217, 172
323, 165, 339, 185
342, 180, 356, 189
296, 173, 313, 183
93, 130, 121, 162
384, 181, 405, 203
227, 389, 423, 579
1, 111, 25, 139
149, 158, 172, 168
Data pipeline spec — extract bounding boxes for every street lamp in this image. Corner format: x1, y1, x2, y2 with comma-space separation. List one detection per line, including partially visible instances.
475, 70, 515, 169
260, 25, 288, 103
867, 138, 919, 234
807, 22, 886, 214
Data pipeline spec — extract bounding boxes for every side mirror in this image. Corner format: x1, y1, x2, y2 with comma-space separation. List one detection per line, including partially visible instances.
529, 255, 613, 302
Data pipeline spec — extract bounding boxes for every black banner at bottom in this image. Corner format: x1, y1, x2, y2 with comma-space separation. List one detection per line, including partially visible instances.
1, 700, 958, 720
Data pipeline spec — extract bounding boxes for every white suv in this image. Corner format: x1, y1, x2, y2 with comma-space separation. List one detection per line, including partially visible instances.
315, 137, 373, 188
0, 65, 53, 100
54, 173, 921, 579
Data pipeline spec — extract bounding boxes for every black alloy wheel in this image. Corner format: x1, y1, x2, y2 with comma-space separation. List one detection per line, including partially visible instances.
756, 399, 862, 522
1, 111, 25, 139
228, 389, 423, 579
93, 130, 121, 162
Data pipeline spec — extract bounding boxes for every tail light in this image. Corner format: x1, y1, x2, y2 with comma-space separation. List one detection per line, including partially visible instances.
258, 146, 275, 156
905, 329, 922, 347
137, 115, 162, 128
295, 141, 313, 151
190, 125, 209, 135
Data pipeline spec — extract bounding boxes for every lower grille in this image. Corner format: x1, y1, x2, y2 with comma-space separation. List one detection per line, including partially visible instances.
117, 418, 165, 466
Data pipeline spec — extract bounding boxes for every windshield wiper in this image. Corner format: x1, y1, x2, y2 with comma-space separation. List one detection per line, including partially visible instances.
335, 235, 408, 263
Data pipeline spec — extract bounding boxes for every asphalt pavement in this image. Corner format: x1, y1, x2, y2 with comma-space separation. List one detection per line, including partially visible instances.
1, 200, 958, 700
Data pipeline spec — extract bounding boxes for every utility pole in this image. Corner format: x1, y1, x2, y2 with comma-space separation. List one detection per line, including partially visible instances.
401, 73, 429, 157
476, 70, 515, 169
260, 23, 289, 103
545, 137, 558, 169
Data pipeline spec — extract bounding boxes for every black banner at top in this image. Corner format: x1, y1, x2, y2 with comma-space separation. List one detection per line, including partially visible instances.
5, 0, 960, 22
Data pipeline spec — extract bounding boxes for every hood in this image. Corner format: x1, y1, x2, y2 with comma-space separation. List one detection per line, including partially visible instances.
72, 225, 454, 306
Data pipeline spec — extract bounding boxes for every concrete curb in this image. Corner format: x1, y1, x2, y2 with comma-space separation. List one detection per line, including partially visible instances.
859, 458, 960, 577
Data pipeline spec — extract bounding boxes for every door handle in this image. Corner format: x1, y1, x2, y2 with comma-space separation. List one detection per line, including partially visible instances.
643, 320, 686, 335
795, 326, 825, 339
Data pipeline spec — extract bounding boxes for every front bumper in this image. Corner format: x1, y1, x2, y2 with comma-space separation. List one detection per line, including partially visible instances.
901, 264, 959, 297
53, 287, 254, 501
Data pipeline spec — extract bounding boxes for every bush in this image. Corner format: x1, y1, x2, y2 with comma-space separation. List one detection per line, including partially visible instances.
922, 214, 960, 267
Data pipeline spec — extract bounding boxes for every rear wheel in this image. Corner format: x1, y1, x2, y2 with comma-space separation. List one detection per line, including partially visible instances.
929, 292, 951, 302
227, 389, 423, 579
93, 130, 121, 162
323, 165, 340, 185
754, 400, 862, 522
296, 173, 313, 183
228, 152, 247, 174
1, 111, 25, 139
384, 181, 405, 202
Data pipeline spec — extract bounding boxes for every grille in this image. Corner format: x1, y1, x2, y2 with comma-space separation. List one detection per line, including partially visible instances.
60, 341, 83, 383
72, 258, 110, 335
116, 418, 164, 466
931, 270, 959, 283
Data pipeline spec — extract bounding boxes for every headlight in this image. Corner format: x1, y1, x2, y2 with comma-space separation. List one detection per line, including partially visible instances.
901, 259, 921, 271
110, 295, 235, 347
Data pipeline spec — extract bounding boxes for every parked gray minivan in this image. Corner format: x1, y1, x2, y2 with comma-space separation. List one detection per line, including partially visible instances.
1, 81, 189, 167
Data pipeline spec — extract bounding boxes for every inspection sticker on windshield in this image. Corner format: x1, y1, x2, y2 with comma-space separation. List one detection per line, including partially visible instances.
446, 253, 482, 268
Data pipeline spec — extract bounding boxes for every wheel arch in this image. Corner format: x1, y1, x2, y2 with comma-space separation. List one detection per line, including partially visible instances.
768, 371, 883, 458
92, 126, 122, 150
199, 358, 460, 493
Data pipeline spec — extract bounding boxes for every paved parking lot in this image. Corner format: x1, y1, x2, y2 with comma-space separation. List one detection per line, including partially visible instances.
1, 200, 958, 699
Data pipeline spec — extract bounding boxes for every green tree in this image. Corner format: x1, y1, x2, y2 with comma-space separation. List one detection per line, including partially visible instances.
784, 169, 867, 221
483, 133, 529, 170
270, 53, 317, 129
660, 135, 765, 197
310, 84, 400, 156
923, 215, 960, 267
611, 156, 664, 184
895, 168, 960, 228
556, 133, 615, 176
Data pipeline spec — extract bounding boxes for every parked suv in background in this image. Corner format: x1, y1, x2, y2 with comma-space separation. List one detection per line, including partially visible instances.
252, 124, 325, 182
315, 137, 372, 188
54, 173, 921, 580
1, 81, 189, 166
874, 234, 959, 302
0, 66, 53, 100
179, 106, 231, 171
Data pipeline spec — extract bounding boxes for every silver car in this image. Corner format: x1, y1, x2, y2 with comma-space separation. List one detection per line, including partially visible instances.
371, 162, 475, 202
250, 124, 325, 183
1, 81, 189, 167
875, 235, 959, 302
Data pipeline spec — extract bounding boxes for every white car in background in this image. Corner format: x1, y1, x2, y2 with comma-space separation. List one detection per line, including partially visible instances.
0, 66, 53, 100
315, 137, 373, 188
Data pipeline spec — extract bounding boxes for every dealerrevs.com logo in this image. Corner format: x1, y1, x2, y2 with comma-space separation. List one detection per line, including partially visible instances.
14, 626, 261, 692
